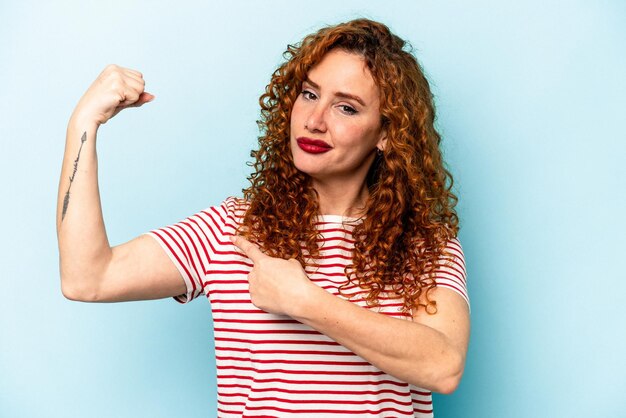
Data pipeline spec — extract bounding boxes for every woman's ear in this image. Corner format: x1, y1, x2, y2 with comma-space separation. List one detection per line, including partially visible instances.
376, 129, 388, 152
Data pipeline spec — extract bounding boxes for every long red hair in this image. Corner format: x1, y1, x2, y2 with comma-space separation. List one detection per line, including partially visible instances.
240, 18, 459, 314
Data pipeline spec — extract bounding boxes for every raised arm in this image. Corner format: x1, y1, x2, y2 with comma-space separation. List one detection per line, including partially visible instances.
57, 65, 185, 302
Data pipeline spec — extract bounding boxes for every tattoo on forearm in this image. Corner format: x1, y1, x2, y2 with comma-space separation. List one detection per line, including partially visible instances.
61, 131, 87, 221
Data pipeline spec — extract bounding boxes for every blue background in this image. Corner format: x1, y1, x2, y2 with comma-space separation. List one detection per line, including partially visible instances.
1, 1, 625, 417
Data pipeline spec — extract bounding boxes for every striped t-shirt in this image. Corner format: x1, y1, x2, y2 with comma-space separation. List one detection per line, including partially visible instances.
147, 197, 469, 417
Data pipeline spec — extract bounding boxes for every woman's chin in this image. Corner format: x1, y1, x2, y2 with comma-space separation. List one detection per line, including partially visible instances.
292, 156, 325, 178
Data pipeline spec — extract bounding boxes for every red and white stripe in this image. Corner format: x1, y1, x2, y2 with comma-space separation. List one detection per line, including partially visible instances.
146, 197, 468, 417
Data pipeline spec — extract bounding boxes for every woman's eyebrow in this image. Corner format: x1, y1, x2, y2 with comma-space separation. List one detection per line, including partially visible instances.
304, 77, 366, 107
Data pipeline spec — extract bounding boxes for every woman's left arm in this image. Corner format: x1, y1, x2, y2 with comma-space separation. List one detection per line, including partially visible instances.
232, 236, 470, 394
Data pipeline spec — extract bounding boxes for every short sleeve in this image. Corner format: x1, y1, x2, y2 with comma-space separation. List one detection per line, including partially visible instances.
434, 238, 470, 311
143, 197, 243, 304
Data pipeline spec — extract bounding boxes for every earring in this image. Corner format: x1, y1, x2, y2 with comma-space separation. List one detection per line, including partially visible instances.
376, 148, 384, 156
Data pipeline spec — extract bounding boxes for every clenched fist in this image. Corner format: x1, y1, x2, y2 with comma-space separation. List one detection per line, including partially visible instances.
70, 64, 154, 128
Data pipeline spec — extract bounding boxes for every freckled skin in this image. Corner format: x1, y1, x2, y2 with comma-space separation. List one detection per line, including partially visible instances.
290, 49, 387, 186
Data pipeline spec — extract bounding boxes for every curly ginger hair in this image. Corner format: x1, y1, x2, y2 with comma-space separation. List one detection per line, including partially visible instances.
240, 18, 460, 315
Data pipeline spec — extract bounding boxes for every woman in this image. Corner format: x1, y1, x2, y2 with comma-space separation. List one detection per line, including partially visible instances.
57, 18, 469, 417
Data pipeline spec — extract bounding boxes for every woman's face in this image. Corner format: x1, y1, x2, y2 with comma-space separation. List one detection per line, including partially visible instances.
289, 49, 386, 184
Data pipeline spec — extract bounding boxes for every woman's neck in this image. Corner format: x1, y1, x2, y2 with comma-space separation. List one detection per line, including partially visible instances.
312, 177, 370, 218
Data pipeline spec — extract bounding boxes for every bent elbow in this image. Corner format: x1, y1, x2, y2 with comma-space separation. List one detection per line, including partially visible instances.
60, 275, 100, 302
424, 351, 465, 395
435, 371, 463, 395
433, 351, 465, 395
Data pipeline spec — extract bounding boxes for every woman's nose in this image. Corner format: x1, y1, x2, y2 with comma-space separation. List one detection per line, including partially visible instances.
305, 104, 327, 133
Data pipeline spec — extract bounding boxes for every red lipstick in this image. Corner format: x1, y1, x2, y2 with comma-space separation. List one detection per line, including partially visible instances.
296, 137, 332, 154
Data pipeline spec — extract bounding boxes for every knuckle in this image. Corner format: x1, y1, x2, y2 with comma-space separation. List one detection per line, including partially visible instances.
110, 79, 122, 90
104, 64, 120, 74
108, 76, 124, 90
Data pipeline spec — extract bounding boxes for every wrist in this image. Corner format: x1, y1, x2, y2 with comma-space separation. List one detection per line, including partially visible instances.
68, 111, 100, 134
289, 281, 325, 321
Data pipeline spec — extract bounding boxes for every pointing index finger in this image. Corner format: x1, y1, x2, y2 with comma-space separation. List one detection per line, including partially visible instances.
231, 235, 266, 263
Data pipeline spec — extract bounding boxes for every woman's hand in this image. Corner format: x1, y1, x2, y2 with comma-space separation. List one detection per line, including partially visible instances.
231, 235, 315, 316
70, 64, 154, 128
231, 236, 468, 393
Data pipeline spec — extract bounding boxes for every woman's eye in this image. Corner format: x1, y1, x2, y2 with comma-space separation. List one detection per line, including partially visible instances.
340, 105, 357, 115
301, 89, 357, 115
302, 90, 316, 100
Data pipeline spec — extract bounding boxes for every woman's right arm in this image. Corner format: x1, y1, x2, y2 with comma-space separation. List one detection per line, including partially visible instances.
56, 64, 186, 302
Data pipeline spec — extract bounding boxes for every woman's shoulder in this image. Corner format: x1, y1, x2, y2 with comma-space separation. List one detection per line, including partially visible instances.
220, 196, 249, 211
216, 196, 249, 226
